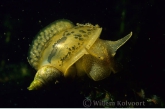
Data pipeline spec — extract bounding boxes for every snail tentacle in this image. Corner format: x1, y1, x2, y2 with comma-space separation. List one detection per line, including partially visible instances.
107, 32, 132, 56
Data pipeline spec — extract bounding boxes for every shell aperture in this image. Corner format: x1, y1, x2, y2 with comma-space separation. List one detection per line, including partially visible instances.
37, 23, 102, 75
48, 36, 67, 63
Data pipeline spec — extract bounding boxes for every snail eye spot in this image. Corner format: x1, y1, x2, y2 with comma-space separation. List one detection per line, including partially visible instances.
98, 56, 104, 60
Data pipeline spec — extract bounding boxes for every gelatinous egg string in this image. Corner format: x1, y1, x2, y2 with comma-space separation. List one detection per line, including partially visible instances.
28, 19, 74, 70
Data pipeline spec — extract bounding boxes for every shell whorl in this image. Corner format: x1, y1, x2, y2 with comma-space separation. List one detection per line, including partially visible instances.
28, 19, 74, 69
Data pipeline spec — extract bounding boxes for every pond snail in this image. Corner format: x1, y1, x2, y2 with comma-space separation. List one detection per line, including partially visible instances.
27, 19, 132, 90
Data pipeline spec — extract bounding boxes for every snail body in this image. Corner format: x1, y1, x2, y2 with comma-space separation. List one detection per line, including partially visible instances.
28, 19, 132, 90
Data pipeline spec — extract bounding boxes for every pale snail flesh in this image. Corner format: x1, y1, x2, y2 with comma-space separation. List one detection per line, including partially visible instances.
27, 19, 132, 90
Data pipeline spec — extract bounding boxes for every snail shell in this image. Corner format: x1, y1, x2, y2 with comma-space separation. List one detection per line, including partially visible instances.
27, 19, 132, 90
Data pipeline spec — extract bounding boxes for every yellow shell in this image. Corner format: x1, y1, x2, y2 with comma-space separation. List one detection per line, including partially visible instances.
27, 19, 132, 90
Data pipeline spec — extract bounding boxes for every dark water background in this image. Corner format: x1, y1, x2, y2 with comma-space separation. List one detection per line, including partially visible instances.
0, 0, 165, 107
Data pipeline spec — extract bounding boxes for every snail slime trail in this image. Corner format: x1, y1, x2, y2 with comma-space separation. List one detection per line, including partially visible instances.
27, 19, 132, 90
